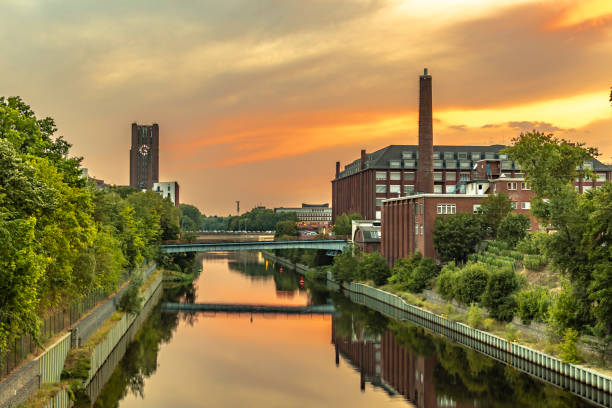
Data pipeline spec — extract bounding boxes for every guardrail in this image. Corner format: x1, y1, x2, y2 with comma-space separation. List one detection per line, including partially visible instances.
336, 279, 612, 407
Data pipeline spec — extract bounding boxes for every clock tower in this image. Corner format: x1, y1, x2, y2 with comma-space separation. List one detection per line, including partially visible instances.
129, 123, 159, 190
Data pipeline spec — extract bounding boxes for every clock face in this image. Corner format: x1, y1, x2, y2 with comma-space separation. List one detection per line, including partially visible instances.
138, 144, 150, 157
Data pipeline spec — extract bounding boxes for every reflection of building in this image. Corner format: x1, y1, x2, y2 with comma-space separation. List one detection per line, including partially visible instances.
153, 181, 180, 207
129, 123, 159, 190
274, 203, 332, 226
332, 320, 474, 408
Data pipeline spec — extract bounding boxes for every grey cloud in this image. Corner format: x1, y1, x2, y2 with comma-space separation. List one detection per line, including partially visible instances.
507, 121, 564, 133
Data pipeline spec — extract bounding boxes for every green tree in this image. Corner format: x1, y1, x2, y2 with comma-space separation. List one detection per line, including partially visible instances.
333, 213, 362, 236
436, 262, 460, 300
479, 193, 512, 238
179, 204, 203, 231
358, 252, 391, 285
332, 248, 359, 283
433, 213, 486, 263
275, 220, 298, 237
455, 262, 489, 305
482, 267, 521, 322
497, 213, 530, 248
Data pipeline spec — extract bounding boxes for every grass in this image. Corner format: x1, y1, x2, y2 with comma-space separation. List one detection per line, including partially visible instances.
20, 382, 67, 408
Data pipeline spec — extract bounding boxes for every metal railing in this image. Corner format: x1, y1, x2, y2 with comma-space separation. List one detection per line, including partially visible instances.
0, 262, 156, 380
338, 280, 612, 407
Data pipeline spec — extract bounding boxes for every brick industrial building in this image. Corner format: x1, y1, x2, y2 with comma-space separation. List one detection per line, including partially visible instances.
129, 123, 159, 190
332, 69, 612, 262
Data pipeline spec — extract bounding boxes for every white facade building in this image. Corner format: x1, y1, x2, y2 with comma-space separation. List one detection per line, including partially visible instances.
153, 181, 180, 207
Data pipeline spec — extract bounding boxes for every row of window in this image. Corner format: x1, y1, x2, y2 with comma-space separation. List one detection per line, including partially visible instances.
375, 171, 477, 182
376, 184, 462, 195
506, 182, 530, 190
401, 151, 509, 161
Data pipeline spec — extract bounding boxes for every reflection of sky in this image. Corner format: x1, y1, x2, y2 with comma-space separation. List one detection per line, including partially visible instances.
194, 253, 308, 306
119, 254, 409, 407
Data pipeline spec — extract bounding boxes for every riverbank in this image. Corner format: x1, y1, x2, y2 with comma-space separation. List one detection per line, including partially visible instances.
1, 264, 162, 408
262, 251, 612, 406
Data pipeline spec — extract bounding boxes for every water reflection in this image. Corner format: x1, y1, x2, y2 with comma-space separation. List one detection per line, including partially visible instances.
331, 295, 595, 408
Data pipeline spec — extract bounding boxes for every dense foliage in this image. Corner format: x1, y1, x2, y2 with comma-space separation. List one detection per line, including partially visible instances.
332, 213, 363, 236
191, 207, 297, 232
389, 253, 438, 292
0, 97, 179, 350
497, 213, 530, 248
505, 132, 612, 338
433, 213, 486, 263
479, 193, 512, 238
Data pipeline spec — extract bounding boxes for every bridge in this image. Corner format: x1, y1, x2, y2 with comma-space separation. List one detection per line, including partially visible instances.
160, 239, 350, 254
161, 302, 335, 315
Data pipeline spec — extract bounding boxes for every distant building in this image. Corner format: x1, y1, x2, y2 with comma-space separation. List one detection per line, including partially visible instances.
274, 203, 332, 226
130, 123, 159, 190
80, 168, 107, 190
153, 181, 180, 207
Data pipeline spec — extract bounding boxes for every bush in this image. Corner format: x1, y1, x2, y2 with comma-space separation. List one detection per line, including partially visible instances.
332, 248, 360, 283
523, 254, 547, 271
389, 253, 437, 293
498, 213, 531, 248
275, 220, 298, 237
358, 252, 391, 286
455, 263, 489, 305
118, 273, 143, 315
517, 287, 552, 324
482, 266, 520, 322
559, 328, 581, 364
467, 303, 484, 329
516, 231, 549, 255
433, 213, 486, 263
483, 318, 495, 331
437, 262, 459, 300
504, 323, 519, 343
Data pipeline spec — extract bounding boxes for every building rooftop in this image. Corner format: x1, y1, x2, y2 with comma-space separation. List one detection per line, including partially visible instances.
335, 144, 612, 180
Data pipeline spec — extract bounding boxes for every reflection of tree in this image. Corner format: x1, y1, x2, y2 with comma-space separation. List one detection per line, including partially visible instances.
93, 283, 195, 407
332, 294, 389, 339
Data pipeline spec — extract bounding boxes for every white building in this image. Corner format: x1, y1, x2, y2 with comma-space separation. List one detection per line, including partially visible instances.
153, 181, 180, 207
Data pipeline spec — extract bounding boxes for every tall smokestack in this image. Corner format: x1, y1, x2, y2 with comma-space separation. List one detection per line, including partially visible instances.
360, 149, 366, 170
417, 68, 434, 194
335, 161, 340, 178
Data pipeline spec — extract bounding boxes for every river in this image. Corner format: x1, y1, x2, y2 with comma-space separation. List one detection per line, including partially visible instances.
92, 252, 596, 408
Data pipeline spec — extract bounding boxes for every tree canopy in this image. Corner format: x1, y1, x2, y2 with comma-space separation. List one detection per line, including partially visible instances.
433, 213, 486, 263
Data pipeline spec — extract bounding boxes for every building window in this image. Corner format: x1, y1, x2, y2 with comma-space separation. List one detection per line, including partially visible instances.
471, 152, 481, 160
511, 201, 517, 209
404, 172, 415, 181
521, 182, 530, 190
458, 152, 467, 160
501, 160, 512, 170
415, 223, 419, 236
521, 202, 531, 210
434, 185, 443, 193
434, 159, 444, 169
404, 160, 416, 168
433, 172, 443, 181
402, 151, 414, 159
389, 160, 401, 168
445, 160, 457, 169
460, 172, 471, 181
390, 185, 401, 194
508, 182, 517, 190
404, 185, 415, 195
597, 173, 607, 182
376, 198, 384, 207
446, 172, 457, 181
375, 211, 381, 219
376, 185, 387, 193
390, 172, 401, 181
459, 160, 471, 169
444, 151, 454, 160
485, 152, 495, 159
433, 151, 441, 160
376, 171, 387, 180
420, 225, 424, 235
473, 204, 482, 213
437, 204, 456, 214
582, 161, 593, 170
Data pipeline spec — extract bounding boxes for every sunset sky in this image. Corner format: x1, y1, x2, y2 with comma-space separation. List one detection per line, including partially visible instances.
1, 0, 611, 215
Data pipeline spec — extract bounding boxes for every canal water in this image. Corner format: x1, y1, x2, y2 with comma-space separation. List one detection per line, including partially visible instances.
93, 252, 596, 408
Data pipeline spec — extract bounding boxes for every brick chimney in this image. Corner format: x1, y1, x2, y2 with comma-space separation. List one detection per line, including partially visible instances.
361, 149, 366, 170
335, 161, 340, 178
417, 68, 434, 194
